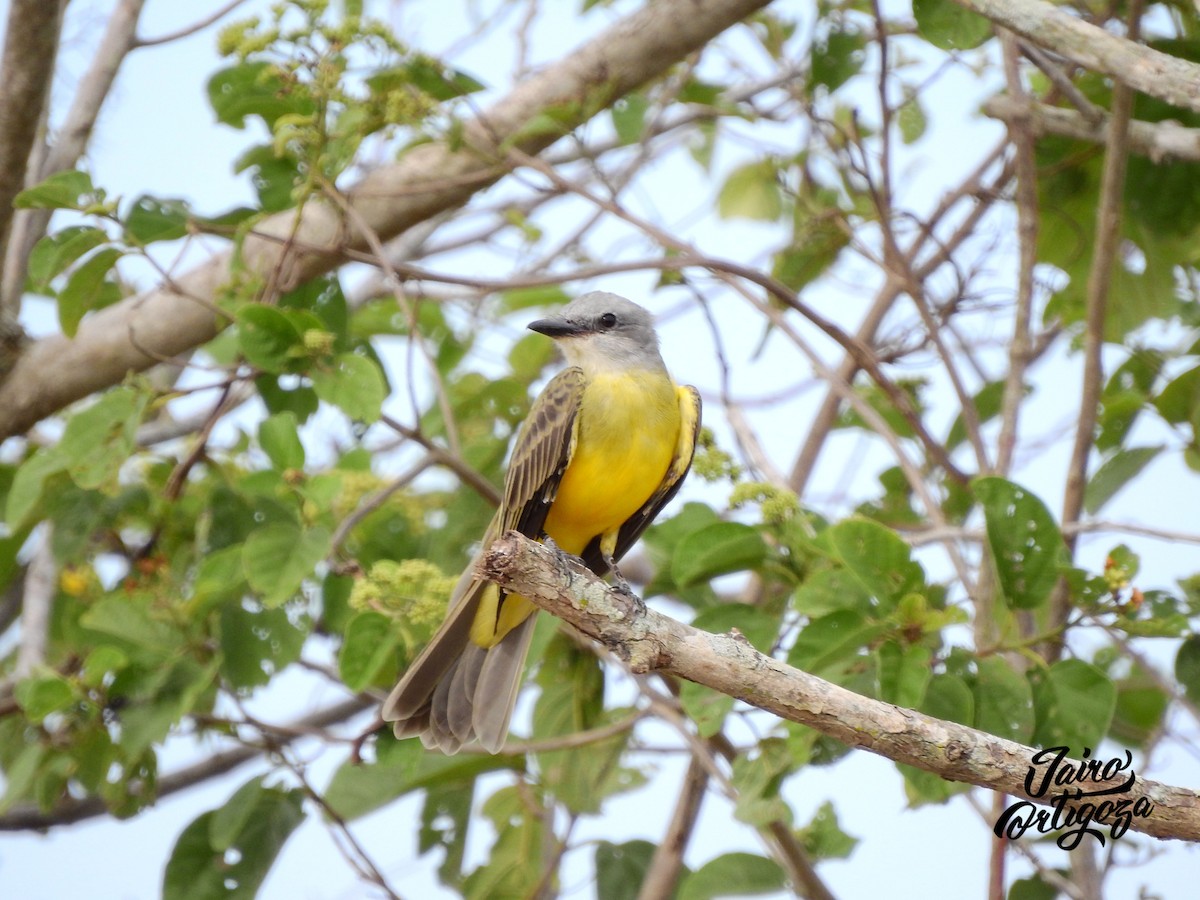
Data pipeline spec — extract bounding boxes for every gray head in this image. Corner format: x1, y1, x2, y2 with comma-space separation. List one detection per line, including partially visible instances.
527, 292, 665, 373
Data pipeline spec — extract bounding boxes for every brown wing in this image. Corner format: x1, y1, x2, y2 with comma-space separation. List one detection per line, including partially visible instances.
503, 366, 587, 539
581, 383, 702, 574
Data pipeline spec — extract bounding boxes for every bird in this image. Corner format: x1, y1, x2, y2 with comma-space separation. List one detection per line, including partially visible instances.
382, 291, 701, 753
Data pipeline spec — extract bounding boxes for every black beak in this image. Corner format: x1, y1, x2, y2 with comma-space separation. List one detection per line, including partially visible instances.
527, 315, 587, 338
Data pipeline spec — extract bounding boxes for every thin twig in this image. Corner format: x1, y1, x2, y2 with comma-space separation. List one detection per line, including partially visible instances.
133, 0, 251, 47
1052, 0, 1143, 659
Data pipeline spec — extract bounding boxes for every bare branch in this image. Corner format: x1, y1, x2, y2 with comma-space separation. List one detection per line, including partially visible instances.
637, 758, 708, 900
0, 0, 65, 315
984, 95, 1200, 163
481, 532, 1200, 844
1, 0, 146, 310
1053, 0, 1143, 658
133, 0, 251, 48
12, 525, 55, 679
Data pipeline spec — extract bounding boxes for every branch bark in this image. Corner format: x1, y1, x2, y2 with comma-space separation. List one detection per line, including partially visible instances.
0, 0, 65, 316
952, 0, 1200, 112
480, 532, 1200, 844
983, 95, 1200, 163
1, 0, 148, 309
0, 0, 771, 440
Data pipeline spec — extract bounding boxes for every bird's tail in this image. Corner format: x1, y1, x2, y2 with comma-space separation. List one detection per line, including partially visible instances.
383, 580, 537, 754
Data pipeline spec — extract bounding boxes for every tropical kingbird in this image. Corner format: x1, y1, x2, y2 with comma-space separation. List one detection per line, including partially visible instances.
382, 292, 701, 754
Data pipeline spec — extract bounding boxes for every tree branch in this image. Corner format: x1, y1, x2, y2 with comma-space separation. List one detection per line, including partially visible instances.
952, 0, 1200, 112
0, 0, 771, 440
0, 0, 64, 316
1, 0, 148, 309
480, 532, 1200, 844
983, 95, 1200, 163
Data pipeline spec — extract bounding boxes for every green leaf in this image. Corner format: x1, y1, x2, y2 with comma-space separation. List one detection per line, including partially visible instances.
6, 447, 67, 529
1030, 659, 1116, 752
207, 62, 315, 129
717, 161, 784, 221
898, 92, 928, 144
219, 602, 307, 690
788, 610, 886, 681
14, 673, 76, 722
826, 518, 924, 607
124, 195, 191, 244
0, 743, 46, 815
1175, 636, 1200, 705
913, 0, 992, 50
367, 58, 485, 103
243, 523, 330, 607
791, 567, 872, 616
678, 852, 786, 900
611, 93, 649, 145
324, 738, 514, 821
312, 353, 386, 423
595, 840, 658, 900
255, 373, 320, 422
946, 381, 1006, 450
1111, 664, 1170, 747
729, 739, 794, 827
14, 170, 97, 210
27, 226, 108, 291
57, 247, 123, 337
772, 216, 850, 292
809, 27, 866, 93
1009, 875, 1060, 900
679, 681, 735, 738
234, 144, 301, 211
877, 642, 931, 709
162, 784, 304, 900
1153, 363, 1200, 424
973, 656, 1034, 742
973, 477, 1064, 609
209, 778, 265, 853
190, 545, 248, 613
795, 800, 859, 860
534, 632, 628, 813
691, 604, 779, 651
116, 658, 219, 757
419, 777, 474, 885
1084, 446, 1163, 514
258, 411, 305, 470
237, 306, 303, 373
337, 611, 400, 692
80, 645, 129, 689
922, 672, 974, 726
671, 522, 767, 587
79, 594, 181, 657
59, 387, 146, 492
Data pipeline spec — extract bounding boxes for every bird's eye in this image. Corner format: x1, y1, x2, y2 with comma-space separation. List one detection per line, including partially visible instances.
599, 312, 618, 329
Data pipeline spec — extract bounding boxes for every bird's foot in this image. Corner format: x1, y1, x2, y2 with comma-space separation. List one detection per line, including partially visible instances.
603, 552, 643, 611
542, 535, 576, 582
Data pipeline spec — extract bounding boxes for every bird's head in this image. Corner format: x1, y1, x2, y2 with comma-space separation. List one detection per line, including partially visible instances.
527, 292, 664, 374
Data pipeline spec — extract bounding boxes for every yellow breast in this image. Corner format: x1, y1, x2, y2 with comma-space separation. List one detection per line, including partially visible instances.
543, 369, 681, 554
